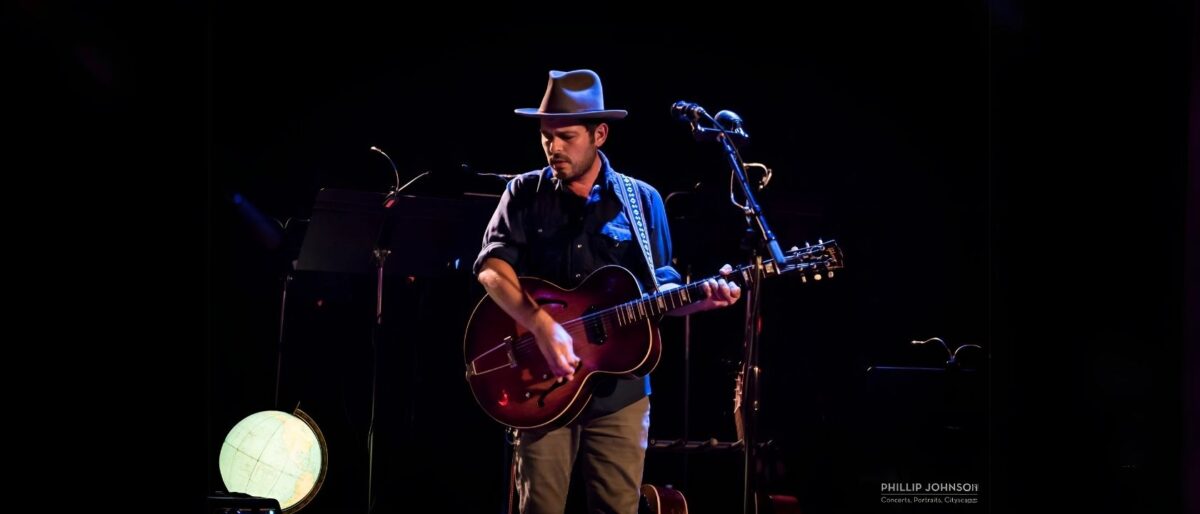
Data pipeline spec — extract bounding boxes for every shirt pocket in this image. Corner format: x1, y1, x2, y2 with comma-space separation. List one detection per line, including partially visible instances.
599, 214, 635, 254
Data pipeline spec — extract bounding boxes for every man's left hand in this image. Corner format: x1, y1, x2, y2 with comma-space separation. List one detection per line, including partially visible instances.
696, 264, 741, 310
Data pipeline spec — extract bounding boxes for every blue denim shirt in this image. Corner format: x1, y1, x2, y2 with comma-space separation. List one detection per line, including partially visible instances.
473, 151, 681, 415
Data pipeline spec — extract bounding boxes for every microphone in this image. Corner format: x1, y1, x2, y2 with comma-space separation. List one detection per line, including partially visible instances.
477, 172, 521, 181
714, 110, 749, 140
671, 100, 708, 122
462, 163, 520, 181
672, 102, 750, 145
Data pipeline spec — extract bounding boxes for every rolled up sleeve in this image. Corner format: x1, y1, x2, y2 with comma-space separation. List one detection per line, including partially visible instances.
473, 180, 526, 275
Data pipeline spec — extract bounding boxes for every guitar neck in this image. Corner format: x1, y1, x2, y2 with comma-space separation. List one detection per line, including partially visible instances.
607, 240, 840, 326
612, 264, 757, 325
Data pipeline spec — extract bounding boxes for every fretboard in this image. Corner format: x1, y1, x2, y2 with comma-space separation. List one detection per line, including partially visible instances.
611, 264, 756, 326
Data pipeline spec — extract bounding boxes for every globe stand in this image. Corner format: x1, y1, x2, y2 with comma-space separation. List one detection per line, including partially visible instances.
206, 493, 281, 514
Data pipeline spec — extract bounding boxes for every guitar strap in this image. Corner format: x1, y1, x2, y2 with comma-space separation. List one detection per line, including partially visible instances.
614, 172, 660, 292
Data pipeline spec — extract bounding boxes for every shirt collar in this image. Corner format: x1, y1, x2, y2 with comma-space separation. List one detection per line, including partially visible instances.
538, 150, 619, 197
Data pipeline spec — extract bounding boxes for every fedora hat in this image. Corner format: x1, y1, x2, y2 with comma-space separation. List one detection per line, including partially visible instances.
514, 69, 628, 120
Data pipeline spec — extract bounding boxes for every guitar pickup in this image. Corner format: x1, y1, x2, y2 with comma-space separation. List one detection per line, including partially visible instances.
583, 306, 607, 344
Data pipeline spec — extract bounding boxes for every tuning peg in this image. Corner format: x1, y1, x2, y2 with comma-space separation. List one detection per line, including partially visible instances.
818, 238, 824, 245
813, 273, 822, 281
789, 246, 799, 252
827, 270, 835, 278
805, 241, 811, 248
800, 275, 807, 283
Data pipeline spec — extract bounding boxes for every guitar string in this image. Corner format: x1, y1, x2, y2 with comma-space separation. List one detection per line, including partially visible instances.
480, 250, 830, 374
507, 279, 718, 355
508, 253, 820, 354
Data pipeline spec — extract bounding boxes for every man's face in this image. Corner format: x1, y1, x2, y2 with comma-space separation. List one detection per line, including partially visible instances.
540, 118, 607, 183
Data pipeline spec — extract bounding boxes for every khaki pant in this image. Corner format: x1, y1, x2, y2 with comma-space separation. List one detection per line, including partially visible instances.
515, 396, 651, 514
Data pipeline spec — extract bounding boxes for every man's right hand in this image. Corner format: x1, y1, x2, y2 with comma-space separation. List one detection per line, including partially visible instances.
530, 311, 580, 382
476, 258, 581, 382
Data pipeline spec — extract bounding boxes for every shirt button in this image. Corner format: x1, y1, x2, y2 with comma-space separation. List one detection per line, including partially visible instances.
575, 273, 582, 279
576, 243, 583, 249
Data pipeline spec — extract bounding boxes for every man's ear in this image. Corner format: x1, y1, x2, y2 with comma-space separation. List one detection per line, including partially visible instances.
592, 122, 609, 147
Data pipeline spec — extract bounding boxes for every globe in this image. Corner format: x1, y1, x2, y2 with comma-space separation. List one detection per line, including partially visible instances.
219, 409, 327, 511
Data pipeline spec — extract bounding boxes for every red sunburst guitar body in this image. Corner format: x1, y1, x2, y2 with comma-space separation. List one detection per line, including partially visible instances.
464, 241, 842, 430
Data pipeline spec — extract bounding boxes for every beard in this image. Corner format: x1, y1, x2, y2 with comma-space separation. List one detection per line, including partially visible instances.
550, 151, 596, 182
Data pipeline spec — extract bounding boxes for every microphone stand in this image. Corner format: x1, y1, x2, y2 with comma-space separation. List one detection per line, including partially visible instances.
701, 124, 787, 267
365, 180, 427, 514
364, 148, 398, 514
687, 114, 787, 514
367, 206, 393, 514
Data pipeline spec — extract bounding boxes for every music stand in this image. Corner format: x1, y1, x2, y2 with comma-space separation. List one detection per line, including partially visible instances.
862, 362, 987, 502
295, 189, 388, 274
286, 188, 499, 513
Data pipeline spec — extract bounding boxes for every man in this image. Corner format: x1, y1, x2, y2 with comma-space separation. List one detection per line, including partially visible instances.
474, 69, 740, 514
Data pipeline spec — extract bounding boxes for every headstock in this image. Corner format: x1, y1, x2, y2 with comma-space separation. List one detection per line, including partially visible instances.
763, 239, 843, 283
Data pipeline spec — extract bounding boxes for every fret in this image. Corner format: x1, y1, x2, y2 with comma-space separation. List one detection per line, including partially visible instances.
610, 260, 813, 328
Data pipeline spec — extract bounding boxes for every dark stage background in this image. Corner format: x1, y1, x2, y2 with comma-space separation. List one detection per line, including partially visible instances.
208, 6, 993, 514
14, 2, 1192, 514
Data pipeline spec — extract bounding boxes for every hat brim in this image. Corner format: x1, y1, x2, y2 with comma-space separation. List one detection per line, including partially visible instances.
514, 108, 628, 120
